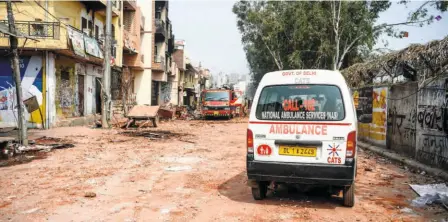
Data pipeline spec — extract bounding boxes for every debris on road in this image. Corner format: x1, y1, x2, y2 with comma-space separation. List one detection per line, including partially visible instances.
146, 133, 163, 140
84, 192, 97, 198
125, 105, 160, 129
2, 119, 448, 221
158, 106, 175, 120
22, 208, 40, 214
176, 106, 201, 120
400, 207, 414, 214
410, 183, 448, 208
364, 167, 373, 172
160, 208, 171, 214
179, 139, 195, 144
164, 166, 192, 172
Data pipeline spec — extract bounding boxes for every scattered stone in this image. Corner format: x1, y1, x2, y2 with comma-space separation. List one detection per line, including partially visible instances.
164, 166, 192, 172
110, 202, 133, 213
160, 208, 171, 214
22, 208, 40, 214
420, 171, 426, 175
400, 207, 413, 214
84, 192, 97, 198
159, 156, 201, 164
86, 179, 97, 185
364, 167, 373, 172
380, 174, 392, 180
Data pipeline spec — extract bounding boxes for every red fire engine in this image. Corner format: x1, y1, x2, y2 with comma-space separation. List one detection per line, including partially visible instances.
201, 89, 234, 119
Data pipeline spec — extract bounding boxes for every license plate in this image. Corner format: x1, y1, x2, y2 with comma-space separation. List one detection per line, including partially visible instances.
279, 146, 317, 157
214, 111, 219, 115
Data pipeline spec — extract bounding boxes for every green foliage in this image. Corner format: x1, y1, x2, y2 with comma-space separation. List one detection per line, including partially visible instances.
233, 0, 446, 87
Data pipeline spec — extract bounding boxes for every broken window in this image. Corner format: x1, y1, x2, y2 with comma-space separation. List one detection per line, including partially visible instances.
61, 70, 70, 81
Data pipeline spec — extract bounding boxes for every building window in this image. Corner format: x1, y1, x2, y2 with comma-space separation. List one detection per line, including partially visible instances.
61, 70, 70, 81
155, 12, 161, 19
88, 20, 93, 36
82, 17, 87, 34
31, 18, 44, 36
111, 24, 115, 40
95, 25, 99, 39
151, 81, 159, 105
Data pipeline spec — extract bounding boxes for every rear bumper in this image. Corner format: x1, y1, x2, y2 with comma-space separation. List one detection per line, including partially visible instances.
247, 156, 355, 186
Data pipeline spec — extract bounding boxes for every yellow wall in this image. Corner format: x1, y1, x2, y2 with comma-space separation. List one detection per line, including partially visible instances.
0, 1, 67, 49
0, 0, 122, 63
113, 14, 123, 67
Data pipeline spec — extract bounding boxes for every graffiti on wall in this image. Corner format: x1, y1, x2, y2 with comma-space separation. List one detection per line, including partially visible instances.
387, 106, 406, 136
56, 65, 76, 117
404, 108, 417, 140
385, 82, 418, 156
417, 133, 448, 169
0, 56, 44, 127
417, 105, 446, 131
416, 77, 448, 169
387, 105, 417, 141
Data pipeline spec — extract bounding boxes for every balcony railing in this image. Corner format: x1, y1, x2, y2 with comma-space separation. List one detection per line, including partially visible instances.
0, 20, 60, 39
155, 19, 166, 37
154, 55, 165, 63
153, 55, 165, 71
112, 0, 119, 9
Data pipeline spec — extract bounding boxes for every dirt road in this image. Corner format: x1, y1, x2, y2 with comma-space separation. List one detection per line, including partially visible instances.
0, 119, 446, 221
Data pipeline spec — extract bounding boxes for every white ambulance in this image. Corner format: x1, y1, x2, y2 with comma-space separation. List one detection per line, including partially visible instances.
246, 69, 357, 207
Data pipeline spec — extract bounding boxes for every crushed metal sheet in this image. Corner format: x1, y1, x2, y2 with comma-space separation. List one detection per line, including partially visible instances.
410, 183, 448, 207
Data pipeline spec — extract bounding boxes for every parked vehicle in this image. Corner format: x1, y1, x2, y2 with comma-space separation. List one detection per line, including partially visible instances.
230, 90, 247, 117
246, 69, 357, 207
201, 89, 234, 119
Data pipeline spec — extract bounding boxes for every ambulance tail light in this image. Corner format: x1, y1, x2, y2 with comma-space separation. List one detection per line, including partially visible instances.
247, 129, 254, 153
346, 131, 356, 158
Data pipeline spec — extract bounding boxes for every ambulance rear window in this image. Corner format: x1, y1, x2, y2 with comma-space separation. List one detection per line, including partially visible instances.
256, 84, 345, 121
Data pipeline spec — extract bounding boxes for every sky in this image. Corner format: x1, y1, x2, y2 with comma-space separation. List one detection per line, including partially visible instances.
375, 1, 448, 51
169, 1, 448, 77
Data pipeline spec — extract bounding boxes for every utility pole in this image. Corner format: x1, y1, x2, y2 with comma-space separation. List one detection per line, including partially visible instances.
102, 0, 112, 128
6, 0, 28, 145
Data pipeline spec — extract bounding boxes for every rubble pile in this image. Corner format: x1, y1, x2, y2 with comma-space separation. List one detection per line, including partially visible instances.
176, 106, 202, 120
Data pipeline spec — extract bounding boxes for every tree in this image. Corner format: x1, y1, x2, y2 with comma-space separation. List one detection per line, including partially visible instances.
332, 0, 447, 70
233, 1, 377, 84
233, 0, 447, 86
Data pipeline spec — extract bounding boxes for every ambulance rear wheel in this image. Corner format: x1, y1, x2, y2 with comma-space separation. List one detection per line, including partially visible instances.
343, 184, 355, 207
251, 181, 268, 200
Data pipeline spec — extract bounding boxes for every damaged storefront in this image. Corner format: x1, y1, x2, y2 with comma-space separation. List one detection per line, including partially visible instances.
53, 26, 105, 124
